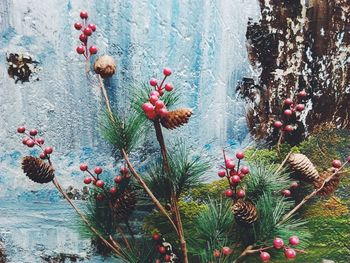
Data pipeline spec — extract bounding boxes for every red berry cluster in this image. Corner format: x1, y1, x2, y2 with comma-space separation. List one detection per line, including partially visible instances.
218, 151, 249, 199
79, 164, 130, 201
152, 232, 176, 262
17, 126, 53, 160
142, 68, 173, 120
273, 90, 307, 133
257, 236, 300, 262
281, 181, 299, 197
74, 11, 98, 59
213, 246, 233, 258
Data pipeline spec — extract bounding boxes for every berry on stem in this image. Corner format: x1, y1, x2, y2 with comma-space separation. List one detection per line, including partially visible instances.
236, 152, 245, 160
282, 189, 291, 197
36, 138, 44, 145
44, 147, 53, 154
146, 111, 157, 120
296, 104, 305, 111
274, 121, 283, 129
289, 236, 300, 246
83, 27, 92, 36
142, 102, 154, 113
76, 46, 85, 54
260, 251, 271, 262
114, 175, 122, 184
298, 90, 307, 97
79, 34, 87, 42
74, 22, 83, 30
284, 98, 293, 106
109, 187, 117, 194
230, 175, 241, 185
155, 100, 165, 109
163, 67, 172, 76
80, 163, 88, 171
29, 129, 38, 136
164, 255, 171, 262
284, 125, 294, 133
290, 182, 299, 189
120, 166, 128, 174
22, 138, 29, 145
96, 193, 104, 201
218, 170, 226, 177
284, 248, 297, 259
236, 189, 245, 198
213, 249, 220, 258
80, 11, 88, 19
225, 189, 233, 197
157, 108, 168, 117
241, 166, 249, 174
150, 91, 160, 97
26, 140, 35, 147
222, 247, 232, 256
40, 152, 47, 159
17, 126, 26, 133
284, 109, 293, 116
273, 238, 284, 249
84, 177, 92, 184
152, 232, 160, 241
149, 95, 159, 105
164, 83, 173, 92
94, 167, 103, 174
95, 180, 105, 188
150, 78, 158, 87
89, 46, 98, 55
158, 246, 166, 254
88, 23, 96, 32
225, 159, 235, 169
332, 160, 342, 169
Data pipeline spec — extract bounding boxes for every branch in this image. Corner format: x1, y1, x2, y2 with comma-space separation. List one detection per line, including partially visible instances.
275, 150, 292, 174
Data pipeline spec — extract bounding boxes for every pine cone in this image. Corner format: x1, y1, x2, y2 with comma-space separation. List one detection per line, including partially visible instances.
288, 153, 319, 183
161, 108, 192, 130
94, 55, 116, 78
22, 156, 55, 184
232, 200, 258, 224
112, 190, 137, 221
314, 169, 341, 196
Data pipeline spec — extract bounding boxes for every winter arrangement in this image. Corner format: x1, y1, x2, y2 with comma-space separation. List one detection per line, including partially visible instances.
12, 10, 350, 263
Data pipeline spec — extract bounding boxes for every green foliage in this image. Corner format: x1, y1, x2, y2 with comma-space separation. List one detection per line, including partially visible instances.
188, 179, 228, 203
114, 238, 159, 263
101, 110, 146, 154
145, 143, 210, 201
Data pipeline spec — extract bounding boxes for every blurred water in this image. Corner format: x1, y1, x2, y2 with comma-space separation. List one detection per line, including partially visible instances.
0, 0, 260, 261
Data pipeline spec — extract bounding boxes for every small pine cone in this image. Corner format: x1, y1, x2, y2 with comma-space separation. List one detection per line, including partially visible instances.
161, 108, 192, 130
93, 55, 116, 78
288, 153, 319, 183
22, 156, 55, 184
232, 200, 258, 224
112, 190, 137, 221
314, 169, 341, 196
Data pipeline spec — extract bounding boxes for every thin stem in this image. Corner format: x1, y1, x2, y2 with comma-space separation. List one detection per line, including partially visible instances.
277, 131, 283, 155
233, 245, 254, 263
275, 150, 292, 174
97, 74, 114, 122
122, 149, 179, 236
280, 160, 349, 224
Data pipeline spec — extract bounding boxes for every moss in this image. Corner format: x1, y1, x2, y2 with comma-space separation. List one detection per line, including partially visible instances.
188, 179, 227, 202
304, 197, 349, 218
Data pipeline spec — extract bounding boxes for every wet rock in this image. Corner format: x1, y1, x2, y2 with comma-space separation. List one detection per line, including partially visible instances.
65, 186, 89, 200
40, 251, 87, 262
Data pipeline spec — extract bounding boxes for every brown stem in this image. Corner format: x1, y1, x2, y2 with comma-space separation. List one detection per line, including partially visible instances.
85, 60, 90, 74
233, 245, 254, 263
52, 178, 123, 256
97, 74, 114, 122
153, 120, 188, 263
277, 131, 283, 155
122, 149, 179, 235
275, 150, 292, 174
280, 160, 349, 224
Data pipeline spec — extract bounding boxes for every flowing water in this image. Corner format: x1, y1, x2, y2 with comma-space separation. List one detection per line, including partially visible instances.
0, 0, 260, 261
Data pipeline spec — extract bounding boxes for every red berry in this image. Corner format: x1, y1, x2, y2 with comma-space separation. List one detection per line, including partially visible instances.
241, 166, 249, 174
94, 167, 103, 174
155, 100, 165, 109
80, 163, 88, 171
298, 90, 307, 97
284, 125, 294, 133
22, 138, 29, 145
225, 159, 235, 169
156, 108, 168, 117
230, 175, 241, 185
164, 255, 171, 262
229, 170, 238, 177
88, 23, 96, 32
80, 11, 88, 19
213, 249, 220, 258
332, 159, 342, 169
225, 189, 233, 197
109, 186, 117, 194
79, 34, 87, 42
289, 236, 299, 246
236, 189, 245, 198
163, 67, 172, 76
284, 98, 293, 106
149, 95, 159, 105
74, 22, 83, 30
40, 152, 47, 159
152, 233, 160, 241
17, 126, 26, 133
290, 182, 299, 189
142, 102, 154, 113
89, 45, 98, 55
273, 238, 284, 249
76, 46, 85, 54
274, 121, 283, 129
125, 173, 131, 179
36, 138, 44, 145
114, 175, 123, 184
29, 129, 38, 136
218, 170, 226, 177
158, 89, 164, 96
146, 111, 157, 120
84, 177, 92, 184
26, 139, 35, 148
236, 152, 244, 159
150, 78, 158, 87
260, 251, 271, 262
221, 247, 232, 256
284, 109, 293, 116
296, 104, 305, 111
150, 91, 160, 97
238, 172, 245, 179
158, 246, 166, 254
83, 27, 92, 36
284, 248, 296, 259
120, 166, 128, 174
44, 147, 53, 154
164, 83, 173, 92
95, 180, 105, 188
282, 189, 291, 197
96, 194, 104, 201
